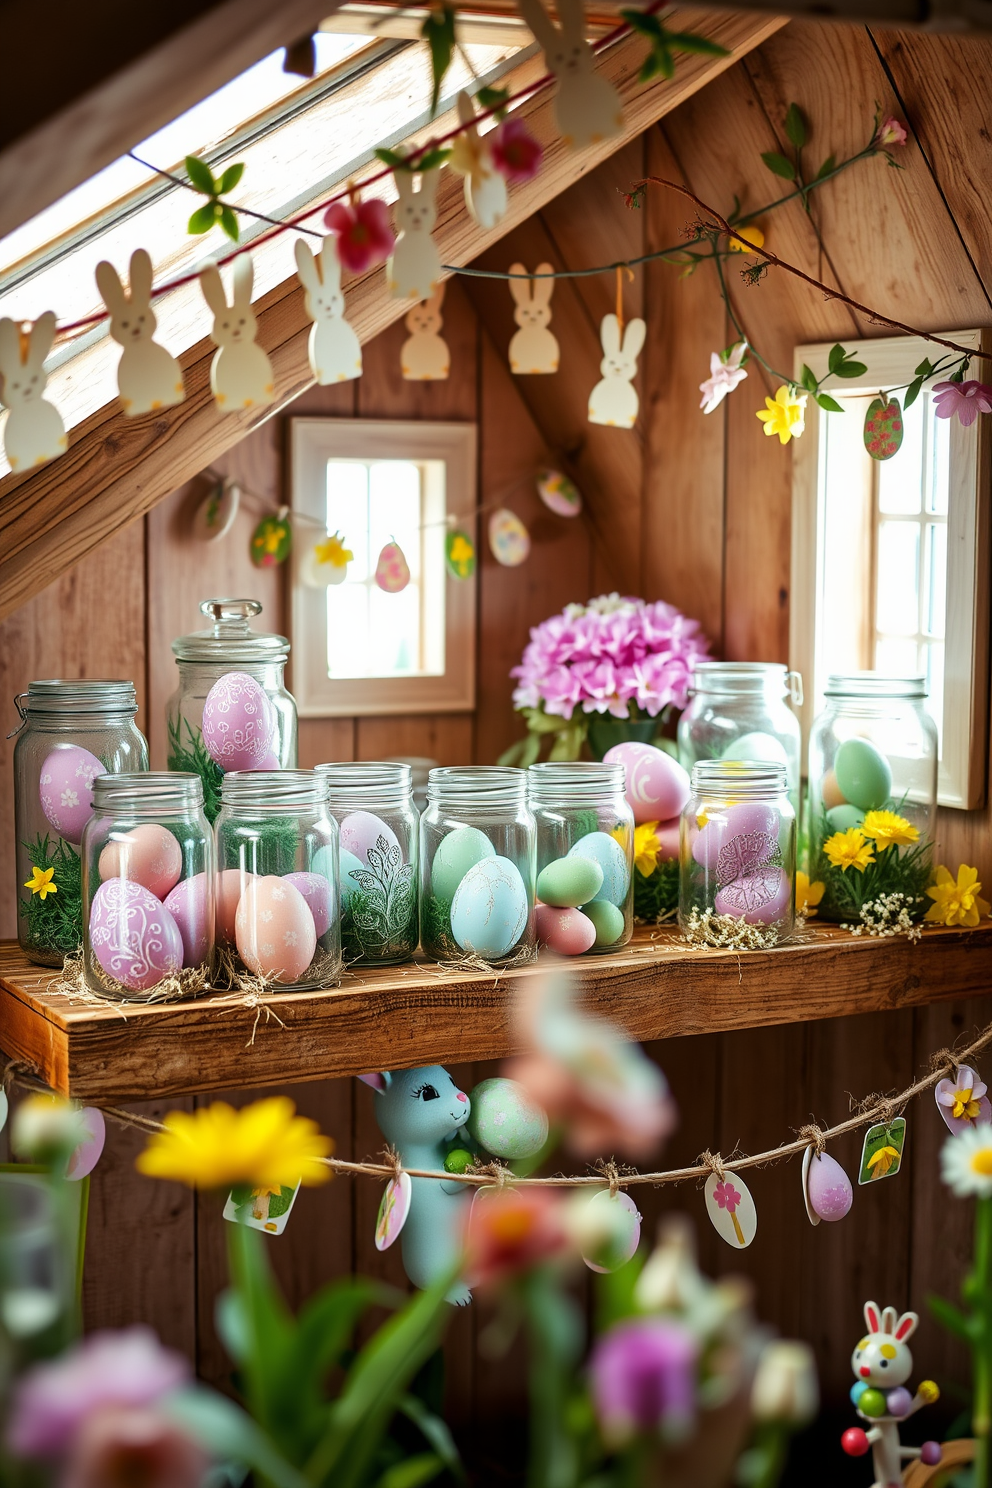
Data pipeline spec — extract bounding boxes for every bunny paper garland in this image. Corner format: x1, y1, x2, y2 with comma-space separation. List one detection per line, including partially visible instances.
294, 236, 362, 385
0, 314, 67, 472
588, 312, 646, 428
516, 0, 623, 150
95, 249, 185, 416
387, 166, 442, 302
401, 285, 450, 380
450, 91, 508, 231
200, 254, 275, 412
508, 263, 559, 375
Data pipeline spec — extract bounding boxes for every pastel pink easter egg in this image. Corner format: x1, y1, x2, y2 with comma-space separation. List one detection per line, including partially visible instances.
714, 866, 791, 926
67, 1108, 106, 1181
99, 822, 183, 899
375, 542, 410, 594
692, 801, 782, 872
283, 871, 334, 938
806, 1151, 853, 1222
39, 746, 105, 845
216, 868, 252, 944
201, 671, 275, 770
89, 879, 183, 991
339, 811, 399, 865
235, 875, 317, 983
253, 750, 282, 770
535, 903, 597, 956
603, 743, 690, 826
656, 818, 681, 861
164, 872, 212, 966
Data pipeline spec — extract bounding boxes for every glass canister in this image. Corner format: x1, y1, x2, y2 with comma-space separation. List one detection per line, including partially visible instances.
81, 773, 213, 1002
679, 761, 796, 941
528, 761, 633, 954
12, 680, 149, 966
677, 663, 803, 804
166, 598, 298, 824
316, 761, 418, 966
214, 771, 341, 990
420, 766, 536, 963
807, 673, 937, 924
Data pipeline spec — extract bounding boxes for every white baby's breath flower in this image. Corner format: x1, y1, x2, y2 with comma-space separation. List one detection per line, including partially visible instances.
941, 1125, 992, 1198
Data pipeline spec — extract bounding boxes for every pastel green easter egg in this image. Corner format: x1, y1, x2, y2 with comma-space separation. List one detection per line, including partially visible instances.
567, 833, 629, 907
826, 804, 865, 832
722, 730, 789, 768
444, 1148, 474, 1174
834, 738, 892, 812
467, 1077, 549, 1160
859, 1389, 887, 1419
537, 855, 604, 908
582, 899, 625, 947
431, 826, 496, 901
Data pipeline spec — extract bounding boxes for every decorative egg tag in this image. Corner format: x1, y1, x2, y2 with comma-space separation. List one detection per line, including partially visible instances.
192, 479, 239, 542
704, 1170, 756, 1249
375, 541, 410, 594
858, 1117, 907, 1185
445, 529, 476, 579
0, 1089, 8, 1135
224, 1181, 301, 1235
488, 508, 530, 567
802, 1146, 853, 1226
375, 1171, 412, 1250
935, 1064, 992, 1133
537, 467, 582, 517
863, 397, 904, 461
66, 1107, 106, 1181
582, 1190, 642, 1273
300, 531, 353, 588
250, 511, 292, 568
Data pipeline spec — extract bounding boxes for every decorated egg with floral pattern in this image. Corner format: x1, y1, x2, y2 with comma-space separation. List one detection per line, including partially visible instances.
235, 874, 317, 983
89, 879, 183, 992
39, 746, 105, 845
374, 542, 410, 594
201, 672, 275, 770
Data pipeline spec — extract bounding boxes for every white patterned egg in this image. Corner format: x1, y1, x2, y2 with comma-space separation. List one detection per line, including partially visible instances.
339, 811, 399, 866
283, 871, 335, 938
201, 672, 275, 770
450, 856, 528, 958
567, 832, 629, 907
235, 874, 317, 983
89, 879, 183, 992
39, 746, 105, 845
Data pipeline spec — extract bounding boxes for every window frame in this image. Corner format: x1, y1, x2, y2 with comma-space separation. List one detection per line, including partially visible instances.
289, 417, 477, 718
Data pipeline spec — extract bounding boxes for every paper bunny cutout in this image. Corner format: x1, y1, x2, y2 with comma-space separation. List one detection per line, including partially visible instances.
516, 0, 623, 150
508, 263, 559, 375
200, 254, 275, 412
0, 314, 67, 472
294, 235, 362, 385
95, 249, 185, 416
387, 166, 442, 302
588, 313, 645, 428
401, 284, 450, 380
452, 91, 507, 231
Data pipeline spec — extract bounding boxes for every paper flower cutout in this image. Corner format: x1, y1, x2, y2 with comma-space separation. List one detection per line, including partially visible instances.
932, 380, 992, 428
936, 1065, 992, 1133
756, 385, 807, 445
490, 117, 544, 183
700, 342, 748, 414
324, 196, 395, 275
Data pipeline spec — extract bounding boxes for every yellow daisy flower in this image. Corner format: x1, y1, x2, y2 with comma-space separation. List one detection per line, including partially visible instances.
24, 865, 57, 900
796, 871, 824, 917
756, 386, 807, 446
924, 863, 991, 928
728, 223, 765, 254
861, 810, 919, 849
633, 821, 662, 876
137, 1097, 333, 1190
823, 828, 874, 873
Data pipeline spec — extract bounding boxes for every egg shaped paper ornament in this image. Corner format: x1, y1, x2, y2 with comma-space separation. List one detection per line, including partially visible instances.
340, 811, 399, 865
722, 731, 789, 768
283, 871, 335, 938
803, 1148, 854, 1225
603, 742, 690, 825
163, 872, 212, 965
431, 826, 495, 901
833, 738, 892, 812
714, 866, 791, 926
66, 1108, 106, 1181
445, 529, 476, 580
450, 856, 528, 958
201, 672, 275, 771
235, 875, 316, 983
488, 508, 530, 567
250, 511, 292, 568
216, 867, 251, 943
336, 847, 366, 909
864, 396, 904, 461
375, 542, 410, 594
39, 746, 105, 844
692, 801, 781, 872
537, 467, 582, 517
568, 833, 629, 906
579, 1191, 642, 1274
467, 1077, 549, 1160
535, 903, 597, 955
99, 823, 183, 900
89, 880, 183, 992
301, 532, 353, 589
192, 479, 240, 543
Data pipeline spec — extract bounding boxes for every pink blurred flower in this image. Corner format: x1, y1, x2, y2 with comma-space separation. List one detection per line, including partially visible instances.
323, 197, 395, 274
699, 343, 748, 415
463, 1189, 570, 1287
63, 1408, 207, 1488
590, 1318, 699, 1446
490, 117, 544, 183
932, 379, 992, 427
875, 116, 908, 148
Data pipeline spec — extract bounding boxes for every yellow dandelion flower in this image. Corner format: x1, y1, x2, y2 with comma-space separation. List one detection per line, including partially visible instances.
24, 865, 57, 900
315, 533, 353, 569
756, 385, 807, 446
634, 821, 662, 876
861, 810, 919, 849
137, 1096, 333, 1190
925, 863, 991, 928
823, 828, 874, 873
728, 223, 765, 254
796, 871, 824, 917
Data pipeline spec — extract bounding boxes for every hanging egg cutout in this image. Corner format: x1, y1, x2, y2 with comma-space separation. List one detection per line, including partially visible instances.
489, 508, 530, 567
375, 541, 410, 593
251, 510, 292, 568
445, 529, 476, 579
301, 531, 353, 588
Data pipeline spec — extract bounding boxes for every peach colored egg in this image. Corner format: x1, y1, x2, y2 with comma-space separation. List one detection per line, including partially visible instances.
603, 742, 690, 825
235, 875, 316, 983
98, 823, 183, 899
216, 868, 253, 944
656, 818, 681, 860
535, 903, 596, 956
822, 769, 846, 810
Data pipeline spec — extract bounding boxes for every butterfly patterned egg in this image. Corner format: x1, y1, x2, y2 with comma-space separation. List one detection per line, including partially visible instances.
164, 872, 211, 965
567, 833, 629, 906
89, 879, 183, 992
603, 742, 690, 825
201, 671, 275, 770
714, 865, 791, 925
236, 875, 317, 983
39, 745, 105, 845
283, 871, 334, 938
99, 823, 183, 899
339, 811, 399, 866
806, 1151, 853, 1222
450, 856, 528, 958
692, 801, 781, 872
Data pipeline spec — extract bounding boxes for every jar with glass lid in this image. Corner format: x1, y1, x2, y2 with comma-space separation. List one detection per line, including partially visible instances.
316, 761, 418, 965
679, 761, 796, 941
808, 673, 937, 924
81, 773, 213, 1002
420, 767, 536, 963
167, 598, 298, 824
528, 761, 633, 954
677, 663, 803, 803
12, 680, 148, 966
214, 770, 341, 990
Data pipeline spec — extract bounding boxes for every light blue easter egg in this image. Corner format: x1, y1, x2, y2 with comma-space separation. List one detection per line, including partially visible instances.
722, 730, 789, 767
826, 804, 865, 832
450, 855, 528, 958
568, 832, 629, 907
314, 843, 365, 911
432, 826, 496, 902
834, 737, 892, 812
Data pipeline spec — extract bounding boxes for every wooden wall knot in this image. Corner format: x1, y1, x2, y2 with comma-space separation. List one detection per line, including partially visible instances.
797, 1123, 826, 1156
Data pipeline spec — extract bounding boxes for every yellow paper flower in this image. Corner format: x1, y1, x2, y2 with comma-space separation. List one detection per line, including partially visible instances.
728, 223, 765, 254
861, 810, 919, 849
823, 828, 874, 873
137, 1097, 333, 1190
315, 533, 353, 569
449, 535, 474, 565
925, 863, 991, 928
796, 871, 824, 917
24, 865, 57, 900
634, 821, 662, 876
756, 386, 807, 446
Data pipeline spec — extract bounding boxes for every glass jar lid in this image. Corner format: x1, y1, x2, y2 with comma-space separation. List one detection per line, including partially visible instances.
527, 761, 625, 803
824, 671, 927, 699
316, 761, 413, 806
689, 662, 803, 704
17, 679, 138, 717
171, 599, 290, 664
690, 760, 788, 797
220, 769, 329, 809
427, 765, 526, 805
92, 771, 203, 810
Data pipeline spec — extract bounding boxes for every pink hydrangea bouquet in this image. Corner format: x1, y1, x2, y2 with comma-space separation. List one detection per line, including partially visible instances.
500, 593, 710, 764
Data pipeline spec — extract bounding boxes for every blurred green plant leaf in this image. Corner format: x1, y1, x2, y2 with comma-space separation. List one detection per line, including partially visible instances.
185, 154, 217, 195
784, 102, 807, 148
422, 4, 457, 116
761, 150, 795, 180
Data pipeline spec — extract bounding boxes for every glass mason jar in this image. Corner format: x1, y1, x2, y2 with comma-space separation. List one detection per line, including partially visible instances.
166, 598, 298, 825
214, 770, 341, 990
679, 761, 796, 940
316, 761, 419, 966
528, 761, 633, 953
677, 663, 803, 805
12, 680, 149, 966
420, 767, 536, 963
807, 673, 937, 924
81, 773, 213, 1002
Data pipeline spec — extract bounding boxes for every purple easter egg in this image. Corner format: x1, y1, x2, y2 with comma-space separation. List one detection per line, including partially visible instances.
164, 873, 212, 966
283, 871, 335, 938
39, 746, 104, 845
693, 801, 782, 873
201, 672, 275, 771
603, 742, 690, 825
89, 879, 183, 992
254, 750, 282, 770
339, 811, 399, 865
714, 866, 792, 925
806, 1151, 853, 1223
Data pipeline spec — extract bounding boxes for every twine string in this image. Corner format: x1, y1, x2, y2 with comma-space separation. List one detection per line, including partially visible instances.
698, 1149, 726, 1183
797, 1123, 826, 1157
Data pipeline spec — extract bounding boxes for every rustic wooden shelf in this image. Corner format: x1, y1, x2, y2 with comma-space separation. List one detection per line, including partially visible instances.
1, 924, 991, 1102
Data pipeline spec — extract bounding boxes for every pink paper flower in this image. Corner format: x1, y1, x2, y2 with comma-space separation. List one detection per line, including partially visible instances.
932, 379, 992, 427
713, 1180, 741, 1213
936, 1064, 992, 1133
490, 117, 544, 184
323, 197, 395, 275
590, 1318, 699, 1446
63, 1408, 207, 1488
699, 343, 748, 414
875, 116, 908, 148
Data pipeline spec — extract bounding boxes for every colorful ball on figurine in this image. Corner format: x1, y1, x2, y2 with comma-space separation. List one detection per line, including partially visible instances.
39, 745, 104, 845
201, 671, 275, 771
339, 811, 400, 866
536, 902, 597, 955
841, 1428, 870, 1457
849, 1380, 869, 1407
235, 874, 317, 983
283, 871, 335, 938
568, 832, 629, 906
536, 855, 603, 907
886, 1387, 913, 1418
90, 880, 183, 992
164, 872, 212, 965
603, 741, 690, 825
99, 822, 183, 900
467, 1077, 549, 1159
858, 1388, 887, 1418
920, 1443, 942, 1467
431, 826, 495, 901
833, 737, 892, 812
579, 1190, 642, 1273
721, 731, 789, 769
582, 899, 625, 946
450, 856, 528, 958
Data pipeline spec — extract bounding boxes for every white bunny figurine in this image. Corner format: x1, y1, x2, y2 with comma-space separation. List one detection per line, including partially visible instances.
0, 313, 67, 472
843, 1301, 942, 1486
199, 254, 275, 411
516, 0, 623, 150
95, 249, 185, 416
294, 235, 362, 385
387, 166, 442, 302
588, 312, 645, 428
508, 263, 559, 375
401, 284, 450, 380
453, 91, 507, 231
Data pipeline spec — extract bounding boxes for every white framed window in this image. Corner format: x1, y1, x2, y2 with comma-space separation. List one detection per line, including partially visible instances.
290, 418, 477, 716
791, 330, 991, 809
